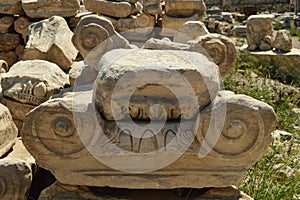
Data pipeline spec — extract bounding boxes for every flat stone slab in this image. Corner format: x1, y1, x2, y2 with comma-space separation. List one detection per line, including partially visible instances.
239, 47, 300, 86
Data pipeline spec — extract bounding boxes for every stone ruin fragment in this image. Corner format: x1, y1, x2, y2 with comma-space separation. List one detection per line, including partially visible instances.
246, 14, 274, 51
23, 16, 78, 71
0, 60, 69, 129
246, 14, 293, 53
0, 0, 280, 199
21, 48, 277, 197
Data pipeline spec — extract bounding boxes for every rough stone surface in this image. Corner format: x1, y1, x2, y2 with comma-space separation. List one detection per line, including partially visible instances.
173, 21, 209, 43
0, 0, 24, 15
191, 33, 237, 76
22, 0, 80, 18
0, 33, 20, 52
0, 139, 35, 200
23, 16, 78, 71
72, 14, 132, 69
94, 49, 220, 120
246, 15, 274, 51
21, 88, 276, 189
1, 60, 69, 106
165, 0, 206, 18
0, 60, 69, 129
161, 13, 200, 36
68, 61, 98, 86
274, 30, 292, 53
107, 13, 155, 41
0, 103, 18, 157
0, 16, 14, 34
0, 51, 17, 67
83, 0, 142, 18
143, 37, 191, 51
14, 17, 32, 42
230, 25, 246, 37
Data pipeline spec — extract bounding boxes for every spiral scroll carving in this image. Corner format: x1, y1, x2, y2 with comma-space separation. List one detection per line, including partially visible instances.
72, 15, 118, 58
22, 101, 96, 158
197, 92, 276, 159
191, 33, 237, 76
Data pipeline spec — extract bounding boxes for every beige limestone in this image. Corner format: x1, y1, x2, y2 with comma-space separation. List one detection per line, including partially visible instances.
68, 61, 98, 86
72, 14, 132, 69
173, 21, 209, 44
23, 16, 78, 71
0, 33, 20, 52
0, 0, 24, 15
0, 60, 68, 129
83, 0, 142, 18
165, 0, 206, 18
274, 30, 292, 53
1, 60, 69, 106
94, 49, 220, 120
142, 37, 191, 51
0, 103, 18, 157
246, 14, 274, 51
0, 16, 14, 34
143, 0, 162, 15
14, 17, 32, 42
0, 139, 35, 200
197, 91, 277, 163
191, 33, 237, 76
22, 0, 80, 18
161, 13, 201, 36
21, 88, 276, 189
0, 96, 35, 130
110, 14, 156, 42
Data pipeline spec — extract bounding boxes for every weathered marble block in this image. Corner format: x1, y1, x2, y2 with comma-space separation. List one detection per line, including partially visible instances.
0, 60, 69, 129
0, 139, 35, 200
69, 61, 97, 86
22, 0, 80, 18
143, 35, 237, 76
160, 13, 200, 36
165, 0, 206, 18
21, 89, 276, 189
246, 14, 274, 51
0, 0, 23, 15
274, 30, 292, 53
0, 103, 18, 157
173, 21, 209, 44
94, 49, 220, 120
72, 14, 132, 69
23, 16, 78, 71
191, 33, 237, 76
83, 0, 142, 18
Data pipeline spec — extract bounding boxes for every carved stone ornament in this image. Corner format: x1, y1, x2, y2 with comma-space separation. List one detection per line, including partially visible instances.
23, 16, 78, 71
21, 49, 277, 190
